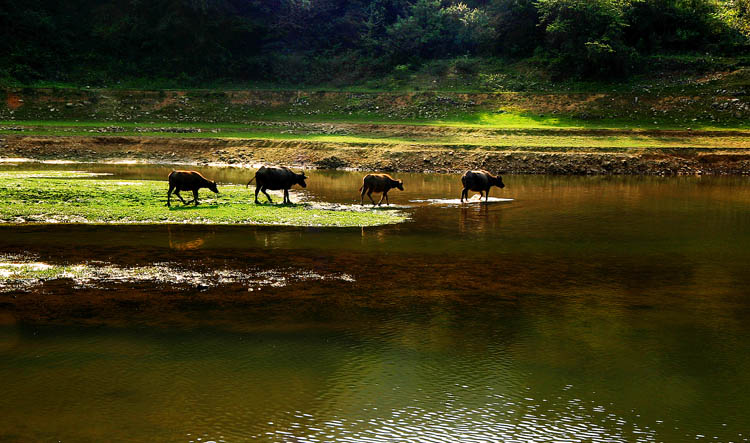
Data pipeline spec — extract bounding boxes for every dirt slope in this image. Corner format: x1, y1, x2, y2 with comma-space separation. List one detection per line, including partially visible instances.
4, 135, 750, 175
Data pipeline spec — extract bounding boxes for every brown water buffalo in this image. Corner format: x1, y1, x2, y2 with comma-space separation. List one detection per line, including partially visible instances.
247, 166, 307, 204
359, 173, 404, 206
167, 170, 219, 207
460, 170, 505, 202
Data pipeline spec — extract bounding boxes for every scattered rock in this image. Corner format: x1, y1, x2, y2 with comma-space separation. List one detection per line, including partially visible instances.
314, 156, 348, 169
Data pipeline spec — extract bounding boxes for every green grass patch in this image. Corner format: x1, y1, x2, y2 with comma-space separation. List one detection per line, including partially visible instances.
3, 120, 749, 149
5, 103, 750, 132
0, 171, 407, 227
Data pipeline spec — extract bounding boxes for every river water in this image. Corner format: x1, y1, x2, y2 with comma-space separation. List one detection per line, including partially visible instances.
1, 163, 749, 442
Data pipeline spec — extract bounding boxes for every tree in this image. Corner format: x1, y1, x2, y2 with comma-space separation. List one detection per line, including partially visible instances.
536, 0, 635, 77
722, 0, 750, 40
625, 0, 731, 52
384, 0, 491, 62
486, 0, 542, 56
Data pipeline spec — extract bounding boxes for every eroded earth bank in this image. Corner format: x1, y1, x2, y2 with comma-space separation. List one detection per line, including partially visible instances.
4, 132, 750, 175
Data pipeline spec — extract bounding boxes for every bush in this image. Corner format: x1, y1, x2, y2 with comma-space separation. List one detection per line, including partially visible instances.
424, 59, 453, 76
393, 64, 412, 81
453, 56, 481, 75
9, 64, 41, 84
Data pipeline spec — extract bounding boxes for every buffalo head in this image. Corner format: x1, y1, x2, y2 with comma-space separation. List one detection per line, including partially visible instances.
493, 174, 505, 189
297, 173, 307, 188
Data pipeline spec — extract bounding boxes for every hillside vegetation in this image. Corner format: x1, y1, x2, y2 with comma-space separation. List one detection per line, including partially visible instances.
1, 0, 748, 88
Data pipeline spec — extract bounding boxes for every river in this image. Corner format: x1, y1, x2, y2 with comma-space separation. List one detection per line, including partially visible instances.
1, 163, 749, 442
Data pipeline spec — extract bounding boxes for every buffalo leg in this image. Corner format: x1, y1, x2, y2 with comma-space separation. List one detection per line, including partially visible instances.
461, 188, 467, 202
193, 189, 199, 206
485, 188, 490, 201
174, 190, 188, 205
284, 189, 290, 204
377, 193, 385, 206
262, 187, 273, 203
254, 187, 261, 204
167, 185, 174, 207
478, 191, 484, 200
360, 187, 367, 205
384, 191, 390, 206
367, 190, 376, 205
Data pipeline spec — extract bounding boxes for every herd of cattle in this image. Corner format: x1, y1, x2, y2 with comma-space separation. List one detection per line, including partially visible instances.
166, 166, 505, 207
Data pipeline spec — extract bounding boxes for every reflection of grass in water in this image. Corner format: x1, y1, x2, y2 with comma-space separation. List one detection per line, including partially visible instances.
0, 171, 407, 227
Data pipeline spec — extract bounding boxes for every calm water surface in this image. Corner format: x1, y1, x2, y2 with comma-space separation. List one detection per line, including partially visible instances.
1, 163, 750, 442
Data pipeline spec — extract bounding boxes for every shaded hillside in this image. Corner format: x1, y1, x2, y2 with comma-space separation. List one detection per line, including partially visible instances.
2, 67, 748, 129
1, 0, 748, 87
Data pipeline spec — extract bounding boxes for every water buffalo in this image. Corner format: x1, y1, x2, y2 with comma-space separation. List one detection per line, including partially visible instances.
460, 170, 505, 202
167, 170, 219, 207
247, 166, 307, 204
359, 173, 404, 206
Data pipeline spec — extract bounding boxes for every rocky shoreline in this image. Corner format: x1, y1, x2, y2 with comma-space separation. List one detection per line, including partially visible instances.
2, 134, 750, 175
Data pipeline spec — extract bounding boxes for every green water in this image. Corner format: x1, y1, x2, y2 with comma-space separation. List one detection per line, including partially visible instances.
1, 162, 749, 442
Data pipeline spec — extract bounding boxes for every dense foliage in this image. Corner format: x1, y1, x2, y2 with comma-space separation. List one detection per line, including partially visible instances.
1, 0, 747, 85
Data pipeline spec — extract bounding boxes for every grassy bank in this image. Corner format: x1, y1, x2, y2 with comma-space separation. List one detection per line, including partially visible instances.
2, 80, 749, 175
3, 120, 750, 150
2, 69, 749, 132
0, 171, 406, 227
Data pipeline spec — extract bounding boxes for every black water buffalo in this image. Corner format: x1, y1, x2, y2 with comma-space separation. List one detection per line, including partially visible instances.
359, 173, 404, 206
460, 170, 505, 202
247, 166, 307, 204
167, 170, 219, 207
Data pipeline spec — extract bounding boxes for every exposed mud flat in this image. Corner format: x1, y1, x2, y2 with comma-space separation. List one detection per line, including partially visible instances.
0, 253, 354, 293
3, 134, 750, 175
0, 252, 361, 328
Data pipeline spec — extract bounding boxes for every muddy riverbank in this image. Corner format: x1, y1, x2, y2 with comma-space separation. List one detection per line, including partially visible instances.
3, 134, 750, 175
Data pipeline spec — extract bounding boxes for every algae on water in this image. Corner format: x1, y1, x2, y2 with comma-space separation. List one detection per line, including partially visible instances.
0, 171, 407, 227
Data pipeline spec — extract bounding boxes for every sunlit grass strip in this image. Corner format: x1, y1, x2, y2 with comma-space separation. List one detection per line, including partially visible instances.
3, 121, 750, 148
4, 111, 750, 132
0, 171, 406, 227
